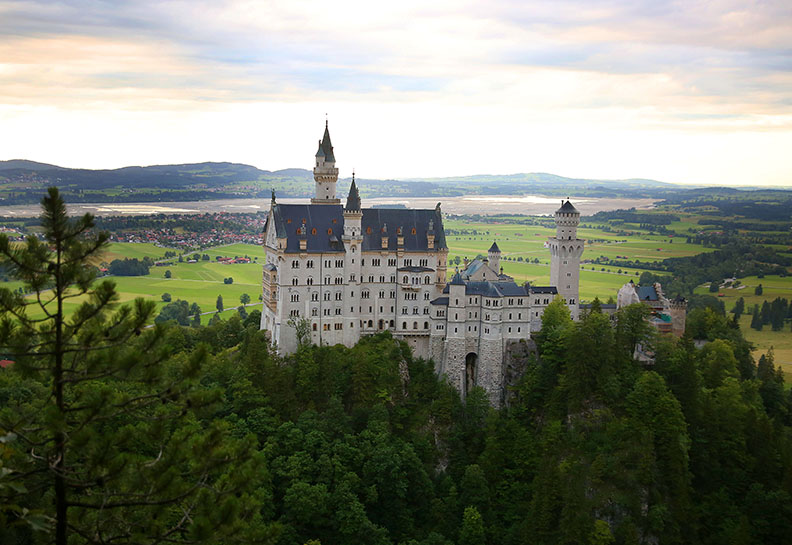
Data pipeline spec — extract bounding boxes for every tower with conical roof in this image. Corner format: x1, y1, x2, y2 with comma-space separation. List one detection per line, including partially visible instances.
547, 200, 584, 319
312, 120, 340, 204
488, 241, 501, 273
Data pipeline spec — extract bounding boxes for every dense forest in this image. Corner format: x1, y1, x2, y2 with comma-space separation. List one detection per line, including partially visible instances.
2, 190, 792, 544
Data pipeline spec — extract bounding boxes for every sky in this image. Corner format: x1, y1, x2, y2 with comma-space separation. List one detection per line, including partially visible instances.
0, 0, 791, 186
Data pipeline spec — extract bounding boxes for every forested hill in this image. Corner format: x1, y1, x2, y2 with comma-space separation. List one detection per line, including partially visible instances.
0, 159, 685, 204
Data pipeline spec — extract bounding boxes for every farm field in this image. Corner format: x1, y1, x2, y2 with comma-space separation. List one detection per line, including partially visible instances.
443, 218, 710, 302
694, 275, 792, 379
5, 243, 266, 326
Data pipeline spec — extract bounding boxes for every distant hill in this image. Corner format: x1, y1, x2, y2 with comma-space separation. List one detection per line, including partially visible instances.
0, 159, 66, 171
0, 158, 762, 206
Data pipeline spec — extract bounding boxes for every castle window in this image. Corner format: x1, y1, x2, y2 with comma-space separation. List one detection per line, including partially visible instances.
420, 258, 428, 267
311, 293, 318, 302
291, 260, 299, 268
403, 322, 407, 329
424, 276, 430, 284
390, 320, 395, 327
327, 228, 333, 235
403, 276, 408, 284
369, 275, 374, 282
388, 258, 396, 267
287, 219, 292, 224
380, 275, 385, 282
307, 260, 314, 268
517, 327, 521, 333
379, 290, 385, 298
424, 293, 430, 300
423, 307, 429, 314
311, 228, 317, 235
290, 293, 299, 302
292, 278, 298, 286
335, 308, 342, 315
366, 226, 372, 234
312, 323, 317, 331
323, 323, 330, 330
402, 307, 407, 314
307, 277, 313, 285
413, 322, 418, 329
311, 308, 318, 316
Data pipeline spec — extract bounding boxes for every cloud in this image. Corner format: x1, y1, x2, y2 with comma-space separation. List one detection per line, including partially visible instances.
0, 0, 790, 184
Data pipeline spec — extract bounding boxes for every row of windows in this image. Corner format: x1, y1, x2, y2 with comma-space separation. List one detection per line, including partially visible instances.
402, 275, 432, 285
400, 307, 431, 315
293, 257, 433, 270
309, 320, 431, 331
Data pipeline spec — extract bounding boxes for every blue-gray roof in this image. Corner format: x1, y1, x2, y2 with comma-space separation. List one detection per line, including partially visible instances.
637, 286, 658, 301
557, 200, 578, 213
316, 122, 335, 162
488, 241, 500, 253
430, 297, 449, 306
398, 266, 433, 272
529, 286, 558, 295
361, 208, 447, 251
266, 203, 448, 254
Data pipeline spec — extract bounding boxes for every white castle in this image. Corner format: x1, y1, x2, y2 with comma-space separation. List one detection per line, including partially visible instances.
262, 123, 584, 405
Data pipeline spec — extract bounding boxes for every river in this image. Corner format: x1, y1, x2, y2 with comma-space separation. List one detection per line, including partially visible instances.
0, 195, 655, 217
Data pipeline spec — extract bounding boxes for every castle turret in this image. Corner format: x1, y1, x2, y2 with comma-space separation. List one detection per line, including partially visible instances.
488, 241, 501, 273
312, 120, 340, 204
547, 200, 584, 319
343, 173, 362, 238
669, 296, 687, 337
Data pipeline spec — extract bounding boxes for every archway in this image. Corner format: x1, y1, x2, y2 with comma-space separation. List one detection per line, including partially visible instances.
465, 352, 478, 397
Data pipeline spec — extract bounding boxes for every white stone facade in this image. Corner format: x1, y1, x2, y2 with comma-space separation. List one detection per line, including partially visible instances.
260, 124, 585, 406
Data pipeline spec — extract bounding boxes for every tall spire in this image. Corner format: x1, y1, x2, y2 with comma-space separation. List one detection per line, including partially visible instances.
320, 120, 335, 163
345, 173, 361, 212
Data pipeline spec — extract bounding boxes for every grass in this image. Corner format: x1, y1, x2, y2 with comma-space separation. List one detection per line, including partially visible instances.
3, 243, 266, 326
443, 219, 711, 302
694, 275, 792, 381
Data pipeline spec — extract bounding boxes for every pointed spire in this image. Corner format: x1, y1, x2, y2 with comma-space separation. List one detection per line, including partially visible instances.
345, 174, 361, 212
320, 120, 335, 162
488, 241, 500, 253
271, 189, 276, 204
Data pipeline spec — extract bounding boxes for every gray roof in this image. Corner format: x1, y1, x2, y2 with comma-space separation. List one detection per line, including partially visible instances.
637, 286, 659, 301
315, 121, 335, 162
488, 241, 500, 253
398, 266, 434, 272
443, 279, 528, 298
556, 200, 578, 213
529, 286, 558, 294
361, 208, 447, 251
263, 263, 277, 271
430, 297, 449, 306
266, 203, 447, 253
449, 272, 465, 285
345, 178, 361, 211
267, 203, 346, 253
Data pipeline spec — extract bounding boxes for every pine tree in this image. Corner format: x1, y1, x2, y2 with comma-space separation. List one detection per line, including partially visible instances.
750, 305, 762, 331
732, 297, 745, 320
0, 188, 258, 544
216, 294, 224, 312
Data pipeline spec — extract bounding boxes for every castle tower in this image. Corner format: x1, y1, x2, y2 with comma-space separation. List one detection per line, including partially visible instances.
669, 296, 688, 337
548, 200, 584, 320
342, 173, 363, 346
488, 241, 501, 274
312, 121, 340, 204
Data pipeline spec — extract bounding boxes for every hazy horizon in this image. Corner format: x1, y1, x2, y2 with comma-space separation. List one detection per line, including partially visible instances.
1, 1, 790, 187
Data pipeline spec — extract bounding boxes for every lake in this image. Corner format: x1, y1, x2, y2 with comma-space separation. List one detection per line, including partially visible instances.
0, 195, 655, 217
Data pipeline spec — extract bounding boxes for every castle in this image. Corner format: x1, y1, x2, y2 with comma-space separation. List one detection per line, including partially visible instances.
261, 123, 680, 406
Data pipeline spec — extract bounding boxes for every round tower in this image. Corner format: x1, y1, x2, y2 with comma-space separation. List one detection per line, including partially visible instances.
488, 241, 501, 274
312, 120, 340, 204
547, 200, 584, 319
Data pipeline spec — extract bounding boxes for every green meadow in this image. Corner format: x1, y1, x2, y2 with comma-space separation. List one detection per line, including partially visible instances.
694, 275, 792, 378
8, 243, 267, 326
443, 218, 710, 302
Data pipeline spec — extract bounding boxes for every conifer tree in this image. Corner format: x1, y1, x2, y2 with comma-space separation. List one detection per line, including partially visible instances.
0, 188, 259, 544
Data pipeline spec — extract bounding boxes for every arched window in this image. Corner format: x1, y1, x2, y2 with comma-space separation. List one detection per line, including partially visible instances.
402, 322, 407, 329
327, 228, 333, 235
311, 228, 317, 235
403, 276, 408, 283
312, 323, 317, 331
424, 321, 429, 329
413, 321, 418, 329
390, 320, 395, 328
367, 320, 373, 327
